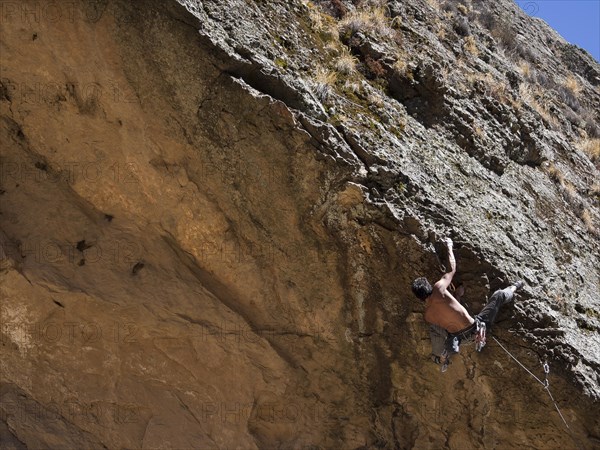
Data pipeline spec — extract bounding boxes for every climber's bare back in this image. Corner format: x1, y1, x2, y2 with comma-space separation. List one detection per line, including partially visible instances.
424, 281, 474, 332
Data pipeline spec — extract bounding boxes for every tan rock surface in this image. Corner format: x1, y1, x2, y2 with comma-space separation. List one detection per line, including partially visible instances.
1, 0, 599, 449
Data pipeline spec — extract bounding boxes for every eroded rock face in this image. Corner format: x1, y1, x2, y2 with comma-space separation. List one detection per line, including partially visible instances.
1, 0, 599, 448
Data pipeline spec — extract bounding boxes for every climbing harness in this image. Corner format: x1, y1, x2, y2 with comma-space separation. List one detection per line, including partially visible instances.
440, 319, 486, 372
491, 336, 570, 430
440, 350, 450, 373
475, 321, 486, 352
543, 361, 550, 388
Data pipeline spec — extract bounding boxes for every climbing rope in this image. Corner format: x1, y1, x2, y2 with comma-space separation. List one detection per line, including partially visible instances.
491, 336, 570, 430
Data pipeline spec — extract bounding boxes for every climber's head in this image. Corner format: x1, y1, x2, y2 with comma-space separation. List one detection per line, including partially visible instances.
411, 277, 432, 301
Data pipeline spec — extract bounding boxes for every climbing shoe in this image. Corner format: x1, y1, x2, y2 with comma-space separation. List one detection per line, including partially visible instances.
513, 280, 525, 291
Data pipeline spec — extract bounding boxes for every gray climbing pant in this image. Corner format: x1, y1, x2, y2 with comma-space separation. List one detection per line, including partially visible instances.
475, 286, 516, 327
429, 324, 448, 362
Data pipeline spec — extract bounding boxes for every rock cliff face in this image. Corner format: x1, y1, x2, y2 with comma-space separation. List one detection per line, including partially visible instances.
1, 0, 599, 448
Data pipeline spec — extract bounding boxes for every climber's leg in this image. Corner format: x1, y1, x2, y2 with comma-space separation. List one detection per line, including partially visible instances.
475, 281, 524, 327
429, 324, 447, 362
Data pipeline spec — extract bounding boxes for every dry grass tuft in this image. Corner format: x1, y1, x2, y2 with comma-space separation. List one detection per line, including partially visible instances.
338, 7, 392, 38
518, 61, 531, 78
562, 182, 578, 205
393, 56, 408, 73
307, 4, 338, 40
330, 112, 350, 126
343, 80, 362, 95
425, 0, 441, 11
472, 121, 485, 138
580, 138, 600, 162
308, 7, 326, 32
334, 50, 358, 75
315, 67, 337, 83
580, 209, 596, 234
482, 74, 509, 102
546, 163, 564, 185
436, 27, 447, 40
457, 4, 469, 15
563, 74, 582, 96
518, 83, 559, 127
367, 91, 385, 108
463, 35, 479, 56
390, 16, 402, 30
312, 67, 338, 100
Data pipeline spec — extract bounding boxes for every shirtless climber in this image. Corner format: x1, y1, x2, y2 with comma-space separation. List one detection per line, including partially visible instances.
411, 238, 524, 372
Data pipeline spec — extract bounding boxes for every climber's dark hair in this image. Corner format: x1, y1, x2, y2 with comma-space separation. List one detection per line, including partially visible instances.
412, 277, 432, 301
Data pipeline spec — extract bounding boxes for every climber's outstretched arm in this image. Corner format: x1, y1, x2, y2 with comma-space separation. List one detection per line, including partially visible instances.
434, 238, 456, 292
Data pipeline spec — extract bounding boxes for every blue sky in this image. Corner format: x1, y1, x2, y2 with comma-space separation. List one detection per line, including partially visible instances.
516, 1, 600, 61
